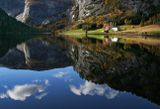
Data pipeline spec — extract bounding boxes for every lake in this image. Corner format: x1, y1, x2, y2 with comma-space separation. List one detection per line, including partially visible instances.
0, 34, 160, 109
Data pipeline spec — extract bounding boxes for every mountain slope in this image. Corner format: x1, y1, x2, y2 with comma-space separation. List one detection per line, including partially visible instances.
70, 0, 160, 24
0, 8, 36, 34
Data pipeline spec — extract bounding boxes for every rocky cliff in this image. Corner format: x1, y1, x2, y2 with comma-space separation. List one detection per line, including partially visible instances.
16, 0, 72, 25
70, 0, 160, 23
0, 0, 159, 25
0, 0, 24, 17
0, 0, 72, 25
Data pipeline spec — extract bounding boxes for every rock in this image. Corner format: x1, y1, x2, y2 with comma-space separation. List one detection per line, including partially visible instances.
70, 0, 105, 21
16, 0, 72, 25
70, 0, 160, 21
0, 0, 24, 17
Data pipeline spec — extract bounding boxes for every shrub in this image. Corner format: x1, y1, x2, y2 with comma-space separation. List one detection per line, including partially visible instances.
124, 19, 132, 25
97, 23, 104, 28
90, 23, 97, 30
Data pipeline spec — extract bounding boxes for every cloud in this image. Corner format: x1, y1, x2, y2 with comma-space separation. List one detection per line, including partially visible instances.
44, 79, 49, 85
53, 72, 67, 78
0, 93, 8, 99
70, 81, 119, 99
6, 84, 45, 101
35, 93, 47, 100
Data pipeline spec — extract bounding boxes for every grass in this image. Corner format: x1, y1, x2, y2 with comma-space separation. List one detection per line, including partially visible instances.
62, 24, 160, 36
121, 25, 160, 35
118, 37, 160, 46
61, 24, 160, 46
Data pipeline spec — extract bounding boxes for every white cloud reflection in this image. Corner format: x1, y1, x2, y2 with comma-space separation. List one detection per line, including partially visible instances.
35, 92, 47, 100
53, 72, 73, 82
7, 84, 45, 101
70, 81, 119, 99
53, 72, 67, 78
0, 80, 49, 101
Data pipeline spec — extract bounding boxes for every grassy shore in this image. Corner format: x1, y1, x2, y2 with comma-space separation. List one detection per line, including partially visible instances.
61, 24, 160, 46
62, 24, 160, 36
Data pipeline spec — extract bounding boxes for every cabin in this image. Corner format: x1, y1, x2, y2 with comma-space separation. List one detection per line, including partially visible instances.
104, 26, 119, 33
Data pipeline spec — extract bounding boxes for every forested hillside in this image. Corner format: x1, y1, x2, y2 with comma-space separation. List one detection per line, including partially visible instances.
0, 8, 37, 34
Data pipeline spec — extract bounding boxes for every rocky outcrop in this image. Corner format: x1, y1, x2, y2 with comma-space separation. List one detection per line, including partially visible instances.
0, 0, 24, 17
70, 0, 105, 21
70, 0, 160, 21
0, 0, 72, 25
16, 0, 72, 25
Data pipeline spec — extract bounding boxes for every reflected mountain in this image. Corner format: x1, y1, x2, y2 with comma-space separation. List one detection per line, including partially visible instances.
0, 35, 160, 105
0, 36, 71, 70
70, 38, 160, 105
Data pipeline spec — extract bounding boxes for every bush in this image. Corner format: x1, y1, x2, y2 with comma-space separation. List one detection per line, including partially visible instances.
82, 24, 90, 31
90, 23, 97, 30
124, 19, 132, 25
97, 23, 103, 28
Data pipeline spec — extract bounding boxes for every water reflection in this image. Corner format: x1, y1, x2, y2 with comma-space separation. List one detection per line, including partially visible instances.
70, 38, 160, 105
0, 36, 71, 70
0, 35, 160, 108
0, 79, 49, 101
70, 81, 119, 99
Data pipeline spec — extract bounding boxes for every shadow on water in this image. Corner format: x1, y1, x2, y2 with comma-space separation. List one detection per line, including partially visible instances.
0, 34, 160, 105
0, 34, 38, 57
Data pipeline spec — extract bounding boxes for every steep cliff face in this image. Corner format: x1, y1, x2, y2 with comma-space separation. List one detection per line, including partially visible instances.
70, 0, 160, 21
70, 0, 105, 21
0, 0, 72, 25
0, 0, 24, 17
16, 0, 72, 25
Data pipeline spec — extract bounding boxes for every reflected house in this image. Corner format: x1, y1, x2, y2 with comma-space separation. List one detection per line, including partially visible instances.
103, 35, 111, 46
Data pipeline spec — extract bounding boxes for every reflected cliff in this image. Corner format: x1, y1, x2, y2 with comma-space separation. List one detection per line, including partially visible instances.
0, 35, 160, 105
0, 36, 71, 70
70, 38, 160, 105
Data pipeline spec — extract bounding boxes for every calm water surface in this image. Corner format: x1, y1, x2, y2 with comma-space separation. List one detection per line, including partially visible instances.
0, 34, 159, 109
0, 67, 159, 109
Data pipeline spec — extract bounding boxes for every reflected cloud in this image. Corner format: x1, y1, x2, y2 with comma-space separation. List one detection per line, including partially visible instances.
7, 84, 45, 101
35, 93, 47, 100
53, 72, 67, 78
0, 80, 49, 101
70, 81, 119, 99
0, 93, 8, 99
53, 72, 73, 82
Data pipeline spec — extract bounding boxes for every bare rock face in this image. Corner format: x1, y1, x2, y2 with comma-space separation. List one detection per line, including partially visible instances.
70, 0, 160, 21
0, 0, 24, 17
70, 0, 105, 21
16, 0, 72, 25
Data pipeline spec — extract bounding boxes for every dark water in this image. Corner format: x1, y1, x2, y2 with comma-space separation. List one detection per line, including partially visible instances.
0, 34, 160, 109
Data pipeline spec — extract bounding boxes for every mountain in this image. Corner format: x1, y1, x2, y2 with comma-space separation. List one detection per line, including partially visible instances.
0, 8, 36, 34
0, 0, 159, 26
70, 0, 160, 24
0, 0, 24, 17
16, 0, 72, 25
0, 0, 72, 25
